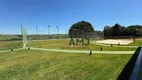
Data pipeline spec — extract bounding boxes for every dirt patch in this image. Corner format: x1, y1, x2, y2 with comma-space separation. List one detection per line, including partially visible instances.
96, 39, 133, 45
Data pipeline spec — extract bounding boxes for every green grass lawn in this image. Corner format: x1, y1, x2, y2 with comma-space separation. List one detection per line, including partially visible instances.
0, 50, 133, 80
127, 40, 142, 46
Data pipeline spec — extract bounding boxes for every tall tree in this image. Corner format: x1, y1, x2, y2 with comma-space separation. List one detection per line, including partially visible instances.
112, 23, 121, 36
104, 26, 112, 36
68, 21, 95, 38
127, 25, 142, 36
127, 25, 142, 42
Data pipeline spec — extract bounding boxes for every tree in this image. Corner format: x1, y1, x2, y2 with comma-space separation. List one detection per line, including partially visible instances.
103, 24, 142, 40
104, 26, 113, 36
127, 25, 142, 36
112, 23, 121, 36
68, 21, 95, 38
119, 26, 125, 36
127, 25, 142, 42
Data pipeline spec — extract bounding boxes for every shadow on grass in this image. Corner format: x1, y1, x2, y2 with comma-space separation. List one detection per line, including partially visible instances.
117, 47, 141, 80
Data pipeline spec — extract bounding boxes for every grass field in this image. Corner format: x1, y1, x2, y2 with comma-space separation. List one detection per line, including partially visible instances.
127, 40, 142, 46
0, 39, 141, 51
0, 38, 141, 80
0, 41, 22, 50
0, 50, 134, 80
27, 39, 138, 51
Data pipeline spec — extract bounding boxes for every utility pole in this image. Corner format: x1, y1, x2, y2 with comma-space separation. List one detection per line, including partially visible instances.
57, 26, 59, 45
43, 29, 46, 42
31, 31, 34, 47
21, 24, 23, 37
48, 25, 50, 39
65, 28, 67, 38
48, 25, 50, 35
21, 24, 23, 48
65, 28, 66, 34
36, 25, 38, 46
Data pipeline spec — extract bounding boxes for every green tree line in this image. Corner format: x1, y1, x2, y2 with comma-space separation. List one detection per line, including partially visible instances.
104, 23, 142, 37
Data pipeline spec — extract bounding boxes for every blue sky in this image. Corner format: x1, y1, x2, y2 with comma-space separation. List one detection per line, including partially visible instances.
0, 0, 142, 34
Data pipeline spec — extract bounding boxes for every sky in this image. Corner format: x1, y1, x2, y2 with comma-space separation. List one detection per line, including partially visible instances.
0, 0, 142, 34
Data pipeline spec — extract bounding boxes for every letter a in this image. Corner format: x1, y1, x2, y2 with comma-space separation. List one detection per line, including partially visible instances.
69, 38, 75, 46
